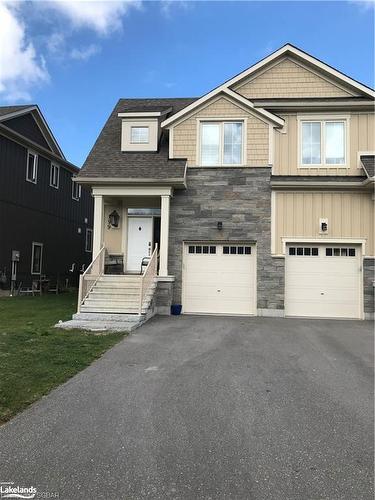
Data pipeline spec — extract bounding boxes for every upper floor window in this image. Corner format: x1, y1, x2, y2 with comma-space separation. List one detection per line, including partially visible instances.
131, 126, 149, 144
72, 180, 81, 201
50, 164, 59, 189
200, 121, 244, 166
26, 151, 38, 183
300, 119, 346, 167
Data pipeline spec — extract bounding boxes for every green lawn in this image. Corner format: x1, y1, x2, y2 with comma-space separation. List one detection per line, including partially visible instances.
0, 292, 126, 424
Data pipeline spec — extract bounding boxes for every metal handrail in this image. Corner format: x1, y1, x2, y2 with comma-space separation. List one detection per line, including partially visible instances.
77, 246, 105, 312
139, 244, 158, 314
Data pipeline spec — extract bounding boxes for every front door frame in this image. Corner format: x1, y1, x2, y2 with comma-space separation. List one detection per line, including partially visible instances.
126, 216, 154, 273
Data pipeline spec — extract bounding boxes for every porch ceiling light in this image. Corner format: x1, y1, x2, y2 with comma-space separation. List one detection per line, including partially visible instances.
108, 210, 120, 229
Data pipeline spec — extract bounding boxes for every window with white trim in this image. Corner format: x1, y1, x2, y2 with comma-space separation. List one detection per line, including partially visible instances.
131, 126, 149, 144
200, 121, 243, 166
288, 247, 319, 256
72, 180, 81, 201
301, 119, 346, 166
26, 151, 38, 183
85, 228, 93, 253
50, 163, 59, 188
325, 247, 356, 257
31, 242, 43, 274
188, 245, 216, 254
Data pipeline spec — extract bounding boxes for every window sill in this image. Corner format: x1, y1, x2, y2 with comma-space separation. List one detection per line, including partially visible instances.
298, 164, 349, 169
191, 164, 265, 169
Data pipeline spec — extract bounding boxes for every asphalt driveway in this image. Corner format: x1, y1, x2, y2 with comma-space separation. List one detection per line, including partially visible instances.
0, 316, 373, 500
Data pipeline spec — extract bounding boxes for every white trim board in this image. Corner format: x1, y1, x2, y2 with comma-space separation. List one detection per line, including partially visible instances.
281, 237, 366, 255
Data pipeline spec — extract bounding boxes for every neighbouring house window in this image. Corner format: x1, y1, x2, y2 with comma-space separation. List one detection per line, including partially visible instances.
50, 164, 59, 188
200, 121, 243, 166
85, 228, 93, 253
31, 242, 43, 274
131, 126, 149, 144
72, 180, 81, 201
301, 120, 346, 166
26, 151, 38, 183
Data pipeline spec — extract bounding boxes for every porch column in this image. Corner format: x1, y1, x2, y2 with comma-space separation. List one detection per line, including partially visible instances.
159, 194, 170, 276
92, 194, 104, 258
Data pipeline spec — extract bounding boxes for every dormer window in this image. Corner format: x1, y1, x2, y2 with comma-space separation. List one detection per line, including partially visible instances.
131, 126, 149, 144
118, 107, 171, 152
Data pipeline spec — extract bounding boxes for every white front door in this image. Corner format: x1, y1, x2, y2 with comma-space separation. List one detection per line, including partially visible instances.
285, 244, 362, 319
183, 243, 256, 315
127, 217, 153, 272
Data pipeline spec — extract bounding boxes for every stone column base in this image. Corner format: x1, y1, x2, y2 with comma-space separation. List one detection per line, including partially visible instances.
155, 277, 174, 315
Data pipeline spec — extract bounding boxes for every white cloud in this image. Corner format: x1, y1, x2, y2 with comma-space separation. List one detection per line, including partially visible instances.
0, 1, 49, 101
160, 0, 190, 18
70, 44, 101, 61
349, 0, 375, 11
43, 0, 141, 35
47, 32, 66, 54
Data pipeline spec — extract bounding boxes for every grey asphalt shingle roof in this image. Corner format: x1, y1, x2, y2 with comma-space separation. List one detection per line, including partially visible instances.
360, 155, 375, 178
0, 105, 33, 118
79, 98, 197, 182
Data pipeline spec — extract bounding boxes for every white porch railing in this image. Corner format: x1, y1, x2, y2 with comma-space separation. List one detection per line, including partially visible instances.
139, 244, 158, 314
77, 246, 105, 312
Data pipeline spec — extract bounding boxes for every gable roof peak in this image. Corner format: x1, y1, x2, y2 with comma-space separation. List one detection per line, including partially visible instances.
0, 104, 65, 159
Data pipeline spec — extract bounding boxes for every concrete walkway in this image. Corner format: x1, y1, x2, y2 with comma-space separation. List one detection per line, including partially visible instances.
0, 316, 373, 499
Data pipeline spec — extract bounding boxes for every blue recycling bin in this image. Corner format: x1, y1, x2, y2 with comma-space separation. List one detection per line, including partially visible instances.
171, 304, 182, 315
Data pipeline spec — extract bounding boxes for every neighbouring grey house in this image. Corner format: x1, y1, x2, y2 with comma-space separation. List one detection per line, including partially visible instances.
0, 105, 93, 293
72, 43, 374, 329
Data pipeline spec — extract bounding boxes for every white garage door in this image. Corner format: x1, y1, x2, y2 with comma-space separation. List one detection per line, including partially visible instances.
285, 244, 362, 319
183, 243, 256, 315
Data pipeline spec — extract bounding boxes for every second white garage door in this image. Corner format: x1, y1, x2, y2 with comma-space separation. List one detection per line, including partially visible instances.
182, 243, 256, 315
285, 244, 362, 319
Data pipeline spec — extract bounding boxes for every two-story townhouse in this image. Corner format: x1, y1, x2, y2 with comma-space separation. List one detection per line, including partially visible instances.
75, 44, 374, 326
0, 105, 93, 291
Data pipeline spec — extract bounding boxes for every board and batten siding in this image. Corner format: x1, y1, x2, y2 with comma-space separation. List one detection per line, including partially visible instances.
172, 96, 269, 167
274, 191, 375, 256
232, 58, 354, 99
273, 113, 375, 176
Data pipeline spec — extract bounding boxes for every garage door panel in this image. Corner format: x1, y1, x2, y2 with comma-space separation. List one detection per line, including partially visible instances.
183, 244, 256, 315
285, 244, 361, 319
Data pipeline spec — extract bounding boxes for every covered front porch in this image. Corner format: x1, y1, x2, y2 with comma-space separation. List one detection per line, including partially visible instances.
77, 186, 173, 316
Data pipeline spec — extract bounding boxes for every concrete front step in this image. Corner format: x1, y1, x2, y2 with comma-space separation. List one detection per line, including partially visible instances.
95, 283, 141, 290
100, 275, 142, 282
80, 305, 147, 314
73, 312, 142, 322
89, 296, 141, 302
56, 318, 143, 332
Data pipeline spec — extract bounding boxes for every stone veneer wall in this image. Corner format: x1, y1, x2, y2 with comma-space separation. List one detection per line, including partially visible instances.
155, 281, 174, 315
168, 167, 284, 313
364, 258, 374, 318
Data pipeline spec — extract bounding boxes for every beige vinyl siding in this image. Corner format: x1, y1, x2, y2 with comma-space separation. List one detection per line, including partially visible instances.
233, 58, 354, 99
103, 205, 122, 254
274, 191, 375, 256
172, 96, 269, 166
273, 113, 375, 175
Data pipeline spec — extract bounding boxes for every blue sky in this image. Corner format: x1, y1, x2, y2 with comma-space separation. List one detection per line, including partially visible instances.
0, 0, 374, 167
